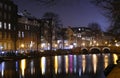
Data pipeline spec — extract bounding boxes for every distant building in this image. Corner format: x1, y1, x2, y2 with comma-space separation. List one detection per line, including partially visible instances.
0, 0, 17, 50
102, 32, 115, 46
17, 13, 41, 51
66, 26, 93, 47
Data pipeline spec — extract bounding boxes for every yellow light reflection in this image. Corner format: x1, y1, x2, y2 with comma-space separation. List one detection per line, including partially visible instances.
41, 57, 46, 75
54, 56, 58, 74
82, 55, 86, 74
65, 55, 69, 74
113, 54, 118, 64
92, 54, 97, 74
104, 55, 109, 69
20, 59, 26, 77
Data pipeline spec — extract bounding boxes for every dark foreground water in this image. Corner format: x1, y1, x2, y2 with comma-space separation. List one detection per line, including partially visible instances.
0, 53, 118, 78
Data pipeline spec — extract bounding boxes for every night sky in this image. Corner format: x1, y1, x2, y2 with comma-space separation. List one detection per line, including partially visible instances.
11, 0, 110, 31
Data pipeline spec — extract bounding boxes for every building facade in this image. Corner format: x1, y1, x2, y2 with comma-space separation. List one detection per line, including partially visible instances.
17, 13, 41, 52
0, 0, 17, 51
66, 26, 93, 47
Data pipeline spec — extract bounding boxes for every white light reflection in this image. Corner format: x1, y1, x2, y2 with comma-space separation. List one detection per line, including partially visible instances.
82, 55, 86, 74
30, 60, 35, 75
92, 54, 97, 74
104, 54, 109, 69
74, 55, 77, 73
79, 69, 82, 77
87, 55, 92, 73
16, 61, 19, 71
65, 55, 69, 74
113, 54, 118, 64
69, 55, 73, 73
0, 62, 5, 77
78, 55, 82, 77
20, 59, 26, 77
58, 56, 62, 73
41, 57, 46, 75
54, 56, 58, 74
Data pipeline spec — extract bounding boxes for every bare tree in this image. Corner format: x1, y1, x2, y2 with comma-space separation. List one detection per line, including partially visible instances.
91, 0, 120, 39
87, 22, 102, 32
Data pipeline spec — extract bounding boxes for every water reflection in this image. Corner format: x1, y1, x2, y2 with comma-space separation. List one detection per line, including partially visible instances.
73, 55, 77, 73
113, 54, 118, 64
104, 54, 109, 69
20, 59, 26, 77
58, 56, 62, 73
82, 55, 86, 74
30, 60, 35, 75
54, 56, 58, 74
92, 54, 98, 74
0, 62, 5, 77
41, 57, 46, 75
0, 54, 118, 78
65, 55, 69, 74
69, 55, 73, 73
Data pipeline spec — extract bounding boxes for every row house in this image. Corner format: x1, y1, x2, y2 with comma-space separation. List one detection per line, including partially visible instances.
66, 26, 93, 47
17, 13, 41, 52
0, 0, 17, 51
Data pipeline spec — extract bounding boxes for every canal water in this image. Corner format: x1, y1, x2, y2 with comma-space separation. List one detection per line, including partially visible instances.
0, 53, 118, 78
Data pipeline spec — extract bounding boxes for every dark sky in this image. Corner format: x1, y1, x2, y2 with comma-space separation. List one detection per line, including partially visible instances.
11, 0, 110, 31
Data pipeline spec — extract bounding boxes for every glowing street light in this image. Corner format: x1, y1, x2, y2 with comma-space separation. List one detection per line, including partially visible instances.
21, 44, 24, 48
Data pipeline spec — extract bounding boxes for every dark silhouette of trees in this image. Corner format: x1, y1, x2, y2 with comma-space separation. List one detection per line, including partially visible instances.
91, 0, 120, 40
42, 12, 62, 50
87, 22, 102, 33
87, 22, 102, 42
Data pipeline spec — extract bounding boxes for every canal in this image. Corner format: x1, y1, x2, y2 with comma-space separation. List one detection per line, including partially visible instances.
0, 53, 118, 78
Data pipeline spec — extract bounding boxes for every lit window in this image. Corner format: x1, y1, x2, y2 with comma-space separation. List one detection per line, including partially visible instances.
8, 23, 11, 30
0, 22, 2, 28
22, 32, 24, 38
4, 22, 7, 29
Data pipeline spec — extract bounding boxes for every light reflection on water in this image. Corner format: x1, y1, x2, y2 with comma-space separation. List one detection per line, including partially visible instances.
1, 62, 5, 77
0, 54, 118, 78
54, 56, 58, 74
65, 55, 69, 74
41, 57, 46, 75
92, 54, 97, 74
20, 59, 26, 77
104, 54, 109, 69
113, 54, 118, 64
82, 55, 86, 74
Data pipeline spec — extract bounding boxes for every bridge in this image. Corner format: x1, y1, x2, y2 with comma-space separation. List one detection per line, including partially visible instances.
72, 46, 120, 54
